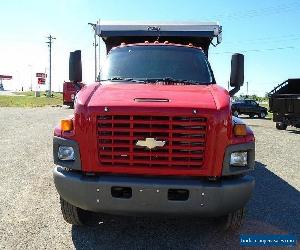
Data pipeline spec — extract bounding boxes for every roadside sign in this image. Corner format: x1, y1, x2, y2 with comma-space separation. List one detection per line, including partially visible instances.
0, 75, 13, 80
38, 78, 46, 84
36, 73, 47, 78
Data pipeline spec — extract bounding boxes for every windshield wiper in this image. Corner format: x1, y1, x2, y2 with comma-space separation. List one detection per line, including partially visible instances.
101, 77, 133, 81
100, 77, 205, 85
100, 77, 146, 83
137, 77, 202, 85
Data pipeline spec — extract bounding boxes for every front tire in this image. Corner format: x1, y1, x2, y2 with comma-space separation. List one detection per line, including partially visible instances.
216, 207, 245, 231
259, 111, 267, 119
276, 122, 287, 130
60, 197, 88, 225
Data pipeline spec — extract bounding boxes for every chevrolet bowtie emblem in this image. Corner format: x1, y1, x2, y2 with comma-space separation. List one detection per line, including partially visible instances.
136, 138, 166, 150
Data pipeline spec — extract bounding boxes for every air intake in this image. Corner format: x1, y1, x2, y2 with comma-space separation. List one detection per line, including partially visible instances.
134, 98, 169, 102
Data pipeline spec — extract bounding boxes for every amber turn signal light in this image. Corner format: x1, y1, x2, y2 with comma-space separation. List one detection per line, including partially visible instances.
61, 119, 73, 132
233, 124, 247, 136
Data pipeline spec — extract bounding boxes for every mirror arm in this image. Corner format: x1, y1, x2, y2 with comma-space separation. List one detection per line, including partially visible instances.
229, 86, 240, 97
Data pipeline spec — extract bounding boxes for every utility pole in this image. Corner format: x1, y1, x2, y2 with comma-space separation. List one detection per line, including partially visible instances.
246, 81, 249, 96
88, 23, 98, 81
28, 64, 32, 91
46, 35, 56, 97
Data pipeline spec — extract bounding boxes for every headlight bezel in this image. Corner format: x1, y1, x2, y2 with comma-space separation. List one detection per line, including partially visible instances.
222, 142, 255, 176
230, 151, 248, 167
58, 146, 75, 161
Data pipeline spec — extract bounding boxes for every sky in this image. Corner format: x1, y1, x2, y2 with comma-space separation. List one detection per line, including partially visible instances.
0, 0, 299, 96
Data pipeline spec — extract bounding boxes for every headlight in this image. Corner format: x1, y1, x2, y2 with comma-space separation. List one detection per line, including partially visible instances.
230, 152, 247, 166
58, 146, 75, 161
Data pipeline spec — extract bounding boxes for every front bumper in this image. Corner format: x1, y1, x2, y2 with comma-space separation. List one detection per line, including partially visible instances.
53, 167, 254, 217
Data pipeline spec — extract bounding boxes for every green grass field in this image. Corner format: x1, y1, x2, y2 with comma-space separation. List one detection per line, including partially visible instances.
0, 91, 63, 107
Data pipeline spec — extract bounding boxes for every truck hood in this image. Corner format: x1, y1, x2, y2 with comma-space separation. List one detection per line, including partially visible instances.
85, 83, 229, 110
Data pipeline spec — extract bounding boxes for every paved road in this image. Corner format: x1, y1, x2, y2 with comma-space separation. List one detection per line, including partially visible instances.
0, 91, 24, 96
0, 108, 299, 249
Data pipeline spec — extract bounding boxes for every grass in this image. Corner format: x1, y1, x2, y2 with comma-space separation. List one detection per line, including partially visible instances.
0, 91, 63, 107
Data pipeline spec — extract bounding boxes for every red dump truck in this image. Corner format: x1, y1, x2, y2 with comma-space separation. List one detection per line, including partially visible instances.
63, 81, 84, 108
53, 22, 255, 230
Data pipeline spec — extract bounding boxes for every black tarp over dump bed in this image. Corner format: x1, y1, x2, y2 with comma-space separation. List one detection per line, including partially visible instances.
94, 21, 222, 55
269, 79, 300, 114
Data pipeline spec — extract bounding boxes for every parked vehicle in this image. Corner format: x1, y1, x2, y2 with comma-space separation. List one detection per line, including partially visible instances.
53, 22, 255, 230
63, 81, 84, 108
231, 99, 268, 118
269, 79, 300, 130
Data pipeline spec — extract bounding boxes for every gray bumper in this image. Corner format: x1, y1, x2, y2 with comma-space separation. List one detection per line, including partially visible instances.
53, 167, 255, 217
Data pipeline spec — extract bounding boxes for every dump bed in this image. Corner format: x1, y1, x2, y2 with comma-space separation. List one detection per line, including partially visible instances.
95, 21, 222, 55
269, 79, 300, 114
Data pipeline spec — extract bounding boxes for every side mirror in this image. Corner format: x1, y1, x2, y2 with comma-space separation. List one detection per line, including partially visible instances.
230, 53, 244, 88
69, 50, 82, 82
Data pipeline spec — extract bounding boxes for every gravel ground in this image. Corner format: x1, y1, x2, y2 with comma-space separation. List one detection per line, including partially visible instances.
0, 107, 299, 250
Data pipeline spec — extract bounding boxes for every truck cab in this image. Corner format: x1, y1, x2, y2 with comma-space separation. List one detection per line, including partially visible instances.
53, 22, 255, 230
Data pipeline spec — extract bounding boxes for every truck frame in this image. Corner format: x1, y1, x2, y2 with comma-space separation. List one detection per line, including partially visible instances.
53, 22, 255, 231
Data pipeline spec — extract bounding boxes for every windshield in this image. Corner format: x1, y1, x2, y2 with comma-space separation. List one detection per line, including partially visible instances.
100, 45, 214, 84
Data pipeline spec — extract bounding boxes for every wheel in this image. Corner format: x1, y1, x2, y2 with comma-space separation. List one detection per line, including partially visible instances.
233, 110, 239, 117
276, 122, 287, 130
60, 197, 88, 225
215, 207, 245, 231
249, 114, 255, 118
259, 111, 267, 119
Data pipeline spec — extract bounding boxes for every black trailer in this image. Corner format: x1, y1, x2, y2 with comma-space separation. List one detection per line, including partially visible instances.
269, 79, 300, 130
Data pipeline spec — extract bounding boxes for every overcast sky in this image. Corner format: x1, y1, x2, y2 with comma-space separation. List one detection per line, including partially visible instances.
0, 0, 299, 96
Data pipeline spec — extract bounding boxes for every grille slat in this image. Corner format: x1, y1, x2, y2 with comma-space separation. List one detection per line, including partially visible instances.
98, 119, 207, 126
98, 135, 205, 142
100, 158, 204, 166
98, 143, 205, 151
99, 151, 204, 158
98, 127, 206, 134
97, 114, 207, 170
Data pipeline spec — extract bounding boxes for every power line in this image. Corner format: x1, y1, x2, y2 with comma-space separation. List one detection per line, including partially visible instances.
46, 35, 56, 97
227, 34, 300, 46
213, 1, 300, 21
212, 46, 295, 55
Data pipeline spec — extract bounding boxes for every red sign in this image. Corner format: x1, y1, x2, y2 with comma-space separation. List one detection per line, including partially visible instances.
36, 73, 47, 78
38, 78, 46, 84
0, 75, 13, 80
